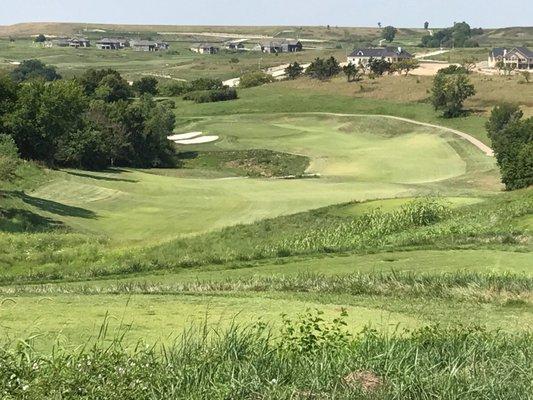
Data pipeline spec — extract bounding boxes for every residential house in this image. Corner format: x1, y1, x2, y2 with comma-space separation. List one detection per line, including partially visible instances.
190, 43, 220, 54
131, 40, 169, 52
68, 38, 90, 48
225, 40, 246, 51
96, 38, 129, 50
254, 39, 303, 53
50, 37, 90, 48
281, 39, 303, 53
489, 47, 533, 70
347, 47, 413, 66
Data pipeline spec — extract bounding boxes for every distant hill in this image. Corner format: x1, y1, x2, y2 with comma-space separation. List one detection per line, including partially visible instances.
476, 27, 533, 46
1, 23, 531, 47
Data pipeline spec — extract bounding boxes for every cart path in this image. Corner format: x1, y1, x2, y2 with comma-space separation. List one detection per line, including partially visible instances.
303, 112, 494, 156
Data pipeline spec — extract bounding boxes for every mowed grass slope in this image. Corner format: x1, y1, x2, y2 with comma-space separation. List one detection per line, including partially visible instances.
13, 114, 497, 244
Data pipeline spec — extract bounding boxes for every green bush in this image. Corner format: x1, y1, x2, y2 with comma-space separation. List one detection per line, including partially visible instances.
189, 77, 224, 91
437, 65, 468, 75
183, 87, 238, 103
239, 71, 275, 88
160, 81, 192, 96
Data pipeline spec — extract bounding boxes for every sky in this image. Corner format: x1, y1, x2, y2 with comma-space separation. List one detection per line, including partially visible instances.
1, 0, 531, 28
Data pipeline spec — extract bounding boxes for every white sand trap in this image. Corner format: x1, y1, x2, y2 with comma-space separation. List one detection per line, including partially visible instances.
167, 132, 203, 141
174, 135, 219, 145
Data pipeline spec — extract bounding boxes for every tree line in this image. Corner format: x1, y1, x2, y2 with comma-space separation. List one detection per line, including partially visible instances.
1, 62, 176, 170
283, 56, 420, 82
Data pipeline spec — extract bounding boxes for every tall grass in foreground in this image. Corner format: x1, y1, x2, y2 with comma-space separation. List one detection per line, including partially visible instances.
0, 312, 531, 399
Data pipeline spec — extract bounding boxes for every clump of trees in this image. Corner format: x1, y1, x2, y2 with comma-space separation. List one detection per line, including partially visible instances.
239, 71, 275, 88
0, 66, 177, 170
382, 26, 397, 43
486, 104, 532, 190
431, 69, 475, 117
306, 57, 341, 80
420, 22, 482, 48
11, 59, 61, 83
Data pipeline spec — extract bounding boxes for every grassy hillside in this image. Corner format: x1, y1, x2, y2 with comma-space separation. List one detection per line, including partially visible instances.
0, 26, 531, 397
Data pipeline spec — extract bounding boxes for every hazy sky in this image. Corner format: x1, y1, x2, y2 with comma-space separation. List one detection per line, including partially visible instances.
1, 0, 531, 27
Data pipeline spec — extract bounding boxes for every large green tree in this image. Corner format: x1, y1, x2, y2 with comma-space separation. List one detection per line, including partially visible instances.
431, 72, 475, 117
486, 104, 533, 190
382, 26, 398, 43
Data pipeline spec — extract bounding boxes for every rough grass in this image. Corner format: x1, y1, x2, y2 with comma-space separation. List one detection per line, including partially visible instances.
177, 149, 310, 177
0, 315, 531, 399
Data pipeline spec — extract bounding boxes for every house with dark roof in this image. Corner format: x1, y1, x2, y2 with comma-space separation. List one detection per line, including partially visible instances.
50, 37, 90, 48
489, 47, 533, 70
131, 40, 169, 52
225, 41, 246, 51
96, 38, 129, 50
190, 43, 220, 54
347, 47, 412, 66
253, 39, 303, 53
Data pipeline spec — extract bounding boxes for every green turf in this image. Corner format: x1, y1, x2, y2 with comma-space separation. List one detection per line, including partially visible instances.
11, 114, 496, 245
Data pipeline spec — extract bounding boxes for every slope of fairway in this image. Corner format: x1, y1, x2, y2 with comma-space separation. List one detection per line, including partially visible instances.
183, 114, 475, 184
24, 114, 496, 244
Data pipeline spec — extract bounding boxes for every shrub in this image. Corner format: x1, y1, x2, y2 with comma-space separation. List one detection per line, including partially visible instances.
239, 71, 275, 88
160, 81, 192, 96
437, 65, 468, 75
183, 87, 238, 103
189, 77, 224, 91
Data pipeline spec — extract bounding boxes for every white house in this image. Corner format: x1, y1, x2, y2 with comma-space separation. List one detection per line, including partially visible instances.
347, 47, 413, 66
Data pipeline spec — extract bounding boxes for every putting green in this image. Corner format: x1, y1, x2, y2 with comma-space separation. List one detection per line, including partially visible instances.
27, 114, 495, 244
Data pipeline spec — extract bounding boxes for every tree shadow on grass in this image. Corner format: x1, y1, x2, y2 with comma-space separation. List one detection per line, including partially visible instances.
0, 208, 65, 233
1, 191, 97, 219
66, 170, 139, 183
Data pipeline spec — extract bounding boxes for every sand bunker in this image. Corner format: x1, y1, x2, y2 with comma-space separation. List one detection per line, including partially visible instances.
174, 135, 219, 145
167, 132, 203, 141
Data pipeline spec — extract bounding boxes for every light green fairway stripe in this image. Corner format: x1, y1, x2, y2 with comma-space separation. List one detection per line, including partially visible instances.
0, 294, 422, 350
